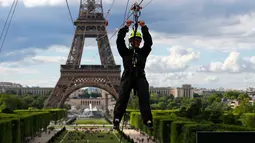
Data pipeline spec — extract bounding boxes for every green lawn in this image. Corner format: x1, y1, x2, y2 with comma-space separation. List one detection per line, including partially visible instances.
60, 131, 123, 143
75, 118, 109, 124
52, 125, 113, 129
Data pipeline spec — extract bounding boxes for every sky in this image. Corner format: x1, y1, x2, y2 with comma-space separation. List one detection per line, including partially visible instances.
1, 0, 255, 89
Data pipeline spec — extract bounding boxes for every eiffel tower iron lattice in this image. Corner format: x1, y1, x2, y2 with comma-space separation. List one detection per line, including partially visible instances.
44, 0, 121, 108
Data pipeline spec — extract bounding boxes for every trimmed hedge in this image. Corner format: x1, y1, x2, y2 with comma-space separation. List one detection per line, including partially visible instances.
0, 109, 67, 143
171, 120, 195, 143
222, 112, 241, 125
0, 120, 12, 143
130, 111, 188, 142
14, 108, 67, 122
240, 113, 255, 128
126, 109, 179, 115
130, 111, 255, 143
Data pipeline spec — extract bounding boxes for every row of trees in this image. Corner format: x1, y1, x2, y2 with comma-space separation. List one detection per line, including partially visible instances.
129, 90, 253, 110
0, 93, 71, 112
0, 93, 47, 111
128, 90, 255, 124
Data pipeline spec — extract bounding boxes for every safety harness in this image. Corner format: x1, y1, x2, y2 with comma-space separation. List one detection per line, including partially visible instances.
130, 2, 142, 96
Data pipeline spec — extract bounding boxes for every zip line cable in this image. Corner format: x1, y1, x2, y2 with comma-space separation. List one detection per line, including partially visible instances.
143, 0, 153, 8
0, 0, 16, 42
105, 0, 116, 20
0, 0, 19, 54
93, 0, 151, 62
108, 0, 150, 40
65, 0, 75, 30
123, 0, 131, 23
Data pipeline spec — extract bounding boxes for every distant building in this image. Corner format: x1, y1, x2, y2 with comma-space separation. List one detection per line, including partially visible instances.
69, 89, 84, 98
149, 87, 172, 96
0, 82, 22, 88
149, 84, 194, 98
87, 87, 101, 94
3, 87, 53, 95
0, 82, 53, 95
65, 90, 116, 111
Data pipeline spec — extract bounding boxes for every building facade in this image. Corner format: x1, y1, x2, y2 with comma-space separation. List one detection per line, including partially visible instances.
0, 86, 53, 95
65, 90, 116, 111
149, 84, 194, 98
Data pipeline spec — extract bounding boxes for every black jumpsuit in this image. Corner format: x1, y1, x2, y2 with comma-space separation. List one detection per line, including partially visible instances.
113, 25, 153, 125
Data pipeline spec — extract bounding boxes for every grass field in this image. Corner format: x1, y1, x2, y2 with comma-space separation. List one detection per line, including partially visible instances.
75, 118, 109, 124
57, 131, 130, 143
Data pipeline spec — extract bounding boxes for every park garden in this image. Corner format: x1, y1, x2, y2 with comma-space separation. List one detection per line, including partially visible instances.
0, 90, 255, 142
127, 91, 255, 143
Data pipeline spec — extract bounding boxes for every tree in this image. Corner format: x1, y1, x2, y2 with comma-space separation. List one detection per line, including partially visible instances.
158, 96, 168, 102
0, 94, 21, 112
167, 101, 177, 109
223, 91, 240, 99
237, 93, 251, 101
234, 99, 255, 114
150, 104, 158, 109
150, 93, 158, 104
5, 90, 17, 95
127, 95, 139, 109
186, 98, 202, 119
158, 102, 167, 109
169, 94, 174, 100
193, 93, 201, 98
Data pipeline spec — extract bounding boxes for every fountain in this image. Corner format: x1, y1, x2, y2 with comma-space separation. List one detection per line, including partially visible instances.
77, 103, 103, 119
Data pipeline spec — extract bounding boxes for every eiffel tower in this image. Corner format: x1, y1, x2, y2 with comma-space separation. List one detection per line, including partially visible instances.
44, 0, 121, 108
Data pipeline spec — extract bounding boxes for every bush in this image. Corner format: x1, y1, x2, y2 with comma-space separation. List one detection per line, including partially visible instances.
240, 113, 255, 128
171, 120, 195, 143
222, 112, 241, 125
129, 110, 255, 143
1, 107, 14, 113
0, 109, 67, 143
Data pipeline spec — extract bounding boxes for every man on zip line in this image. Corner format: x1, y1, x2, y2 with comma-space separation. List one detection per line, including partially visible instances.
113, 19, 153, 131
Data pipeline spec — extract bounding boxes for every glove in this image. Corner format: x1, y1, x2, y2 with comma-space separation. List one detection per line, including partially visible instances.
126, 20, 134, 27
138, 21, 145, 27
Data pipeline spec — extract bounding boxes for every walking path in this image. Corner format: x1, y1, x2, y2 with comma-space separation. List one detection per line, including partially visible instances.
28, 130, 58, 143
123, 129, 157, 143
27, 126, 157, 143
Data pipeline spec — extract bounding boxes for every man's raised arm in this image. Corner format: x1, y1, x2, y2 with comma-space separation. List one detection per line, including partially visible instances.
140, 22, 153, 56
116, 25, 129, 57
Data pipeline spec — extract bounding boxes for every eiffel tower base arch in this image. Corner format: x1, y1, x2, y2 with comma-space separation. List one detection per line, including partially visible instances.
44, 65, 120, 108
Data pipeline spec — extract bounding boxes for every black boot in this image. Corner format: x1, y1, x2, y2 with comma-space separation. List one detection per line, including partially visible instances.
146, 120, 154, 131
113, 118, 120, 130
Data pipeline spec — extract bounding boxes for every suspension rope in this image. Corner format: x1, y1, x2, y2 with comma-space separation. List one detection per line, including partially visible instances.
0, 0, 16, 42
123, 0, 131, 24
0, 0, 19, 54
143, 0, 153, 8
105, 0, 116, 20
65, 0, 75, 31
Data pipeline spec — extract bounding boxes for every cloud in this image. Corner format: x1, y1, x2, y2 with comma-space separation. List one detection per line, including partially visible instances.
0, 0, 124, 7
0, 44, 100, 63
0, 44, 97, 67
47, 45, 70, 53
2, 0, 255, 90
146, 72, 195, 87
204, 76, 219, 82
197, 51, 255, 73
146, 46, 200, 73
0, 65, 39, 75
2, 0, 255, 64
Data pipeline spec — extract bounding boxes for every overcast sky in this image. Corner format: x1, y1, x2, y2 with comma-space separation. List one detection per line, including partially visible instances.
1, 0, 255, 89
